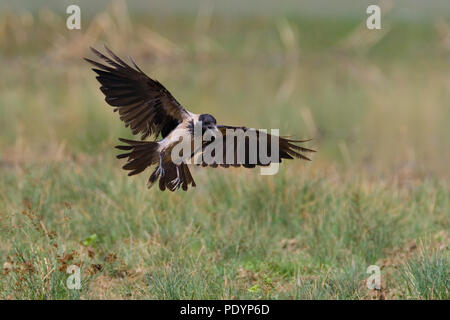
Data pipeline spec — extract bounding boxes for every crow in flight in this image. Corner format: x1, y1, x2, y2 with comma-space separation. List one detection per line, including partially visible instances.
85, 46, 314, 191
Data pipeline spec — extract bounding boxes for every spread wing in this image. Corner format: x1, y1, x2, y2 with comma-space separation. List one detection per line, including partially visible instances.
195, 125, 315, 168
85, 46, 190, 140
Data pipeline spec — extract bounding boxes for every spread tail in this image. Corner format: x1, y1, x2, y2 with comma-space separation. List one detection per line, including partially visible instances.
115, 138, 196, 191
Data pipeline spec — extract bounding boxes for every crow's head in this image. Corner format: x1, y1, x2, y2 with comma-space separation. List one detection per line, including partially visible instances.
199, 114, 217, 130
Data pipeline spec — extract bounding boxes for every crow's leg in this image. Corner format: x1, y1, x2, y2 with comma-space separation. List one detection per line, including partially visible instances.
155, 153, 165, 177
170, 165, 181, 189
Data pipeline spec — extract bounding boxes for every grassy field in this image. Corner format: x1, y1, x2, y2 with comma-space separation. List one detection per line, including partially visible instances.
0, 2, 449, 299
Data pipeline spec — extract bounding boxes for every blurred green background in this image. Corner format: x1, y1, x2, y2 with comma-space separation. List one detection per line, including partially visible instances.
1, 0, 449, 177
0, 0, 448, 299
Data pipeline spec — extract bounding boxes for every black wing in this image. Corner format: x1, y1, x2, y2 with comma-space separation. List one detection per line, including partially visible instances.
85, 46, 190, 140
196, 125, 315, 168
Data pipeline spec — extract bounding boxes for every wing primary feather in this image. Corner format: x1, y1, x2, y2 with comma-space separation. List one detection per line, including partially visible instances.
86, 46, 189, 140
103, 45, 132, 69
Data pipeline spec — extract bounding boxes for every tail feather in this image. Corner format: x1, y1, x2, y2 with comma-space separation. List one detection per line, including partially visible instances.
116, 138, 196, 192
115, 139, 159, 176
181, 163, 196, 188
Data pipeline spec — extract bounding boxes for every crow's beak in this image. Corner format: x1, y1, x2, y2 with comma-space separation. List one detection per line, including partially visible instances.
206, 125, 219, 138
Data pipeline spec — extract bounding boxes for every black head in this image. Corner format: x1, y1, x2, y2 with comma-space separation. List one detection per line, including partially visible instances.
198, 114, 217, 129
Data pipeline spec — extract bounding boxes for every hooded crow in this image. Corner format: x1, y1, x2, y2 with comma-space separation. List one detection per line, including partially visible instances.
85, 46, 315, 191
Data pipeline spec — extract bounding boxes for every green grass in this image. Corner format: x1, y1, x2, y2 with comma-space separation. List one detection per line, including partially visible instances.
0, 6, 449, 299
400, 247, 449, 299
1, 160, 448, 299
